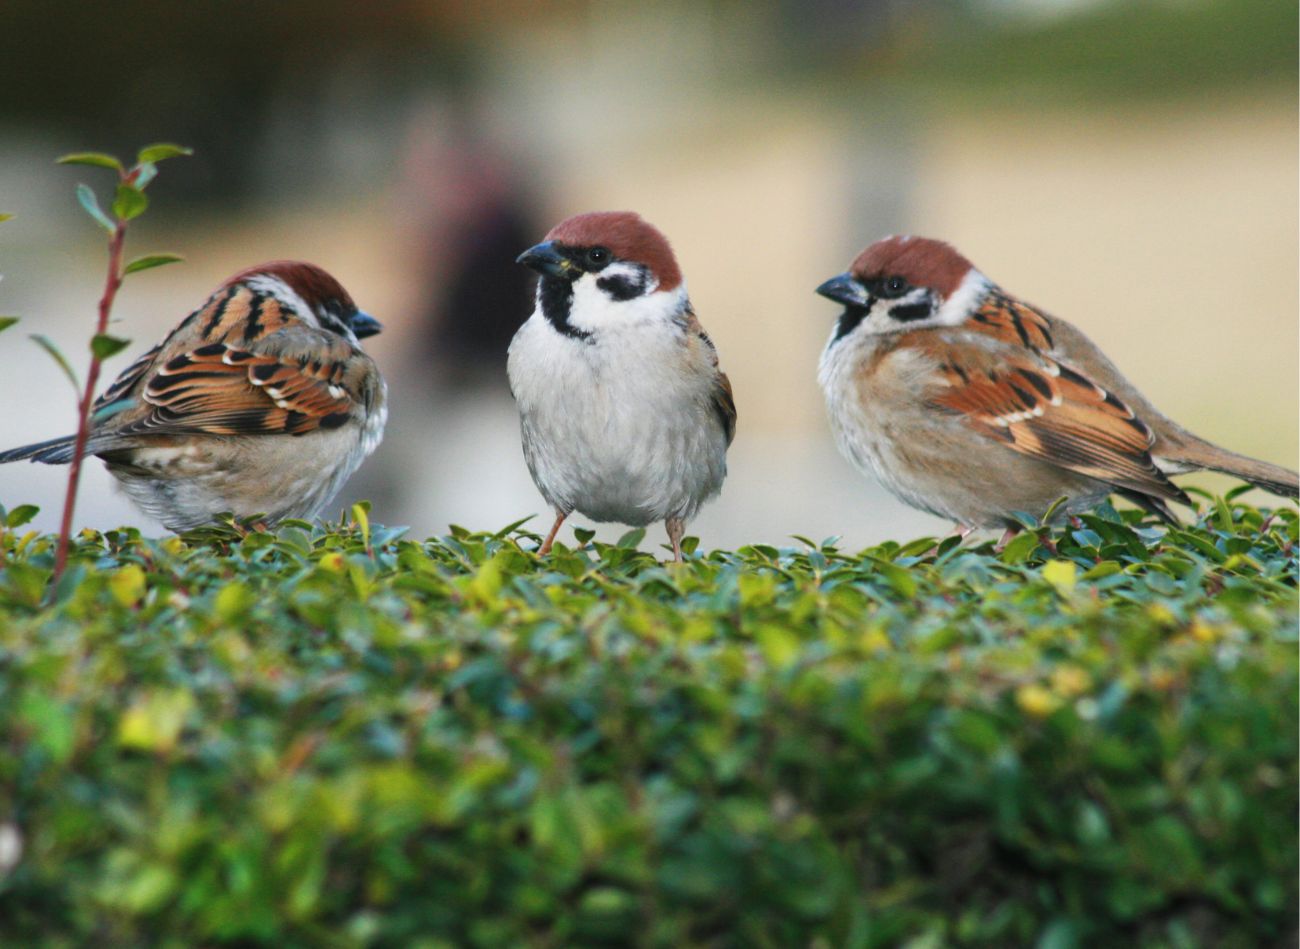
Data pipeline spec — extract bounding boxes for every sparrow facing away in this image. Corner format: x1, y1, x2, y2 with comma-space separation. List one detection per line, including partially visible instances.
0, 261, 388, 531
816, 236, 1298, 535
507, 211, 736, 561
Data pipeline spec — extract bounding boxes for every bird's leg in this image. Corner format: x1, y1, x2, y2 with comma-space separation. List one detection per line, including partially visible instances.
994, 525, 1020, 553
538, 510, 568, 555
928, 524, 976, 556
665, 517, 686, 563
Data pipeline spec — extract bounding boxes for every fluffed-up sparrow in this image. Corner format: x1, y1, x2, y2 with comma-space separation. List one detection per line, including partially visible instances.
816, 236, 1297, 534
0, 261, 387, 531
507, 211, 736, 561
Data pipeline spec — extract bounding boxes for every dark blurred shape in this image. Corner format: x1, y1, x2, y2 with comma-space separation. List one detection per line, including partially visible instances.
0, 0, 449, 202
398, 106, 540, 390
431, 203, 536, 382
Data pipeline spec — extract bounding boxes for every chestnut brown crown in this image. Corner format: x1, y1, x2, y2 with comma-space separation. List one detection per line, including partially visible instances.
233, 260, 359, 315
849, 236, 974, 300
546, 211, 683, 291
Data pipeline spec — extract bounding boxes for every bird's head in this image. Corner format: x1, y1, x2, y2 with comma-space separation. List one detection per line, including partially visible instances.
816, 236, 989, 344
517, 211, 686, 338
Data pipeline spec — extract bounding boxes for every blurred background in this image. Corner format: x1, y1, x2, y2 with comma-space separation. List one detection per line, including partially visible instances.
0, 0, 1294, 549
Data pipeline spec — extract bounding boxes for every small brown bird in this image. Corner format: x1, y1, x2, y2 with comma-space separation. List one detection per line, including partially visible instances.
816, 236, 1297, 535
507, 211, 736, 561
0, 261, 387, 531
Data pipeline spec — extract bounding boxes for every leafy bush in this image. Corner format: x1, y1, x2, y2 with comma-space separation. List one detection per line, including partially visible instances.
0, 496, 1295, 947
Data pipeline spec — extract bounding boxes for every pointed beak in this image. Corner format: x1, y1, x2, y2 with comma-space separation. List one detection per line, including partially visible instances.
350, 311, 383, 339
517, 240, 577, 279
815, 273, 872, 308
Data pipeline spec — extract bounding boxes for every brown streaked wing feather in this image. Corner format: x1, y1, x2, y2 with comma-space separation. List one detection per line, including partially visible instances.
924, 336, 1186, 503
683, 305, 736, 445
969, 289, 1055, 353
193, 284, 298, 345
117, 334, 359, 437
93, 343, 162, 410
93, 282, 303, 416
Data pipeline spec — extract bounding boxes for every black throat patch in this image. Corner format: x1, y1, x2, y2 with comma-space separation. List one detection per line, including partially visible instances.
833, 305, 870, 342
538, 276, 592, 342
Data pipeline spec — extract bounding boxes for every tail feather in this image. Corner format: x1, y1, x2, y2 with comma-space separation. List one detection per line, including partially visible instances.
1162, 438, 1299, 500
0, 434, 78, 465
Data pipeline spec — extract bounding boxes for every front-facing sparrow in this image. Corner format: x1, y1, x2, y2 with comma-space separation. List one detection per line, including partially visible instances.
507, 211, 736, 560
0, 261, 388, 531
816, 236, 1298, 534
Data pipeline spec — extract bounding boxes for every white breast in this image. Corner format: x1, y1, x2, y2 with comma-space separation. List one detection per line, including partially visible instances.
507, 305, 728, 526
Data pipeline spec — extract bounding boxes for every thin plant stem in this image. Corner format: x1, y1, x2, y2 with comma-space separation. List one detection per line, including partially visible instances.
52, 214, 126, 580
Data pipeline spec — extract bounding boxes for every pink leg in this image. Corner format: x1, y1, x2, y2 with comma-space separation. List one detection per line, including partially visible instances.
665, 517, 685, 563
927, 524, 976, 556
994, 525, 1020, 553
538, 510, 568, 555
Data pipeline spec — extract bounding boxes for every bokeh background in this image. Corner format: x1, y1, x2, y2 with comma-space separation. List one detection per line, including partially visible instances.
0, 0, 1294, 549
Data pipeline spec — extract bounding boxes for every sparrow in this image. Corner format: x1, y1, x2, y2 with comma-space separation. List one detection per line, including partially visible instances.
0, 261, 388, 532
507, 211, 736, 561
815, 236, 1298, 536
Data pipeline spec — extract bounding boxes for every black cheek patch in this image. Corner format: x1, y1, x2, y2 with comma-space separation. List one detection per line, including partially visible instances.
889, 301, 933, 322
597, 273, 645, 301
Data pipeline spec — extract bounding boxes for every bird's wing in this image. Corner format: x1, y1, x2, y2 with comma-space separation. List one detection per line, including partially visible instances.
917, 329, 1187, 503
683, 306, 736, 446
97, 281, 370, 438
967, 288, 1056, 353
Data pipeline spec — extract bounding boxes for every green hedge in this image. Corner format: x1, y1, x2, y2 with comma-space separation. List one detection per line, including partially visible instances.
0, 496, 1295, 947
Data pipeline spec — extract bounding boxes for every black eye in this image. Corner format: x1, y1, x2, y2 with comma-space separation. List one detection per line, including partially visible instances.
586, 247, 610, 267
882, 275, 908, 297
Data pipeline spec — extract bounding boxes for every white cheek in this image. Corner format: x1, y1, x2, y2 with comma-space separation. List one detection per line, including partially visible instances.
857, 302, 900, 337
934, 270, 992, 326
566, 279, 684, 334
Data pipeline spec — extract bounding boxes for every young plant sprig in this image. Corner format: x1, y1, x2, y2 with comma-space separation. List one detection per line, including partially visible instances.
47, 144, 191, 580
0, 212, 17, 567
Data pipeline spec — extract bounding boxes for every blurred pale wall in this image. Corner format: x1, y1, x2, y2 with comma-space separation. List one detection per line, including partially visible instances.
0, 2, 1295, 549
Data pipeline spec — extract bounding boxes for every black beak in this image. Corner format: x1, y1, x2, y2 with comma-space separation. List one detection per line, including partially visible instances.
517, 240, 577, 279
350, 311, 383, 339
815, 273, 872, 308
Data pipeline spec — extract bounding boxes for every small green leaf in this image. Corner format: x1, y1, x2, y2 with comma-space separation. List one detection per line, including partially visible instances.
76, 184, 115, 232
352, 501, 371, 550
6, 504, 39, 527
1041, 496, 1070, 525
136, 143, 193, 164
617, 527, 646, 548
123, 253, 184, 275
91, 334, 131, 360
0, 316, 19, 333
29, 334, 81, 392
57, 151, 123, 171
1042, 559, 1077, 594
112, 184, 148, 221
0, 213, 13, 223
999, 531, 1040, 564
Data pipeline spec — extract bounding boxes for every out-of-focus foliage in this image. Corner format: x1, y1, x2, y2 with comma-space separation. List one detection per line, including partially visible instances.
0, 496, 1295, 946
896, 0, 1297, 103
